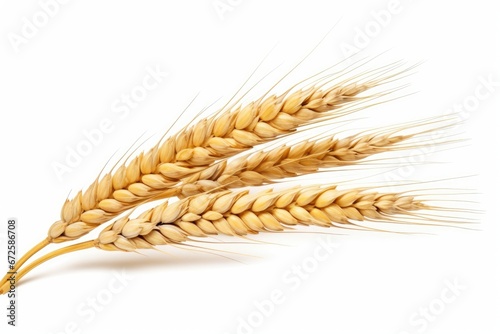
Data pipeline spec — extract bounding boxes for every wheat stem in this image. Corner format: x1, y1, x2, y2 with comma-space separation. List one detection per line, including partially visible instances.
0, 238, 50, 290
0, 241, 94, 294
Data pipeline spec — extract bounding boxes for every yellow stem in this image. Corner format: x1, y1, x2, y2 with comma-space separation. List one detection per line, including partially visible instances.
0, 240, 95, 294
0, 237, 50, 288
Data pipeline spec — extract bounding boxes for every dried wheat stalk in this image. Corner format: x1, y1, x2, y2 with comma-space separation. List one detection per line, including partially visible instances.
0, 64, 406, 289
0, 58, 460, 294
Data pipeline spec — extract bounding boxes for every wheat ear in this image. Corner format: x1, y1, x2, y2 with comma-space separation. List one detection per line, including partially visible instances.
175, 117, 453, 196
96, 184, 430, 250
0, 184, 434, 292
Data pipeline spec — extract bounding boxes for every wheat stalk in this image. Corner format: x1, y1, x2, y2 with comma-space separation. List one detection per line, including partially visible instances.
0, 184, 433, 292
0, 63, 408, 290
3, 55, 464, 296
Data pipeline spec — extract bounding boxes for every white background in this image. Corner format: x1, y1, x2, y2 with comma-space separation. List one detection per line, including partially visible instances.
0, 0, 499, 333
